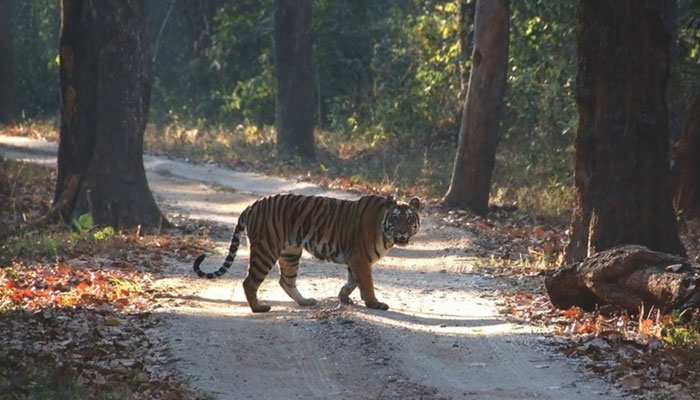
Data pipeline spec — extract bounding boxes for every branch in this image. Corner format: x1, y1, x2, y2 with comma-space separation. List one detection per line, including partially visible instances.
152, 0, 177, 64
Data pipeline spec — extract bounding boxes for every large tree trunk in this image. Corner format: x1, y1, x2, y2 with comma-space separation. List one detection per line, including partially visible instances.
274, 0, 316, 162
0, 0, 12, 124
673, 94, 700, 218
56, 0, 166, 229
546, 245, 700, 314
565, 1, 685, 263
442, 0, 509, 216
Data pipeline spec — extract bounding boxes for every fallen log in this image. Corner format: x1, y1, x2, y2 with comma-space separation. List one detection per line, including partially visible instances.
545, 245, 700, 314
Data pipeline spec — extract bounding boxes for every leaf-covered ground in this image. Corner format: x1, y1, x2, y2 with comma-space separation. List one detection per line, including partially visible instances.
0, 158, 212, 399
440, 207, 700, 399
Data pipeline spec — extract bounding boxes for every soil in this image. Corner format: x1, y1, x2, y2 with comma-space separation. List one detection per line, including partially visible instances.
0, 135, 625, 400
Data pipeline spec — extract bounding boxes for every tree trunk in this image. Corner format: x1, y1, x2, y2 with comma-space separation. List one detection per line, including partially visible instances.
349, 0, 372, 123
56, 0, 167, 229
673, 94, 700, 218
274, 0, 316, 162
457, 0, 476, 102
546, 245, 700, 314
442, 0, 509, 216
565, 1, 685, 263
0, 0, 12, 124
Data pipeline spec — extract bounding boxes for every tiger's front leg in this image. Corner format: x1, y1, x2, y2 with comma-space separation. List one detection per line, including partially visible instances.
348, 258, 389, 311
339, 267, 357, 305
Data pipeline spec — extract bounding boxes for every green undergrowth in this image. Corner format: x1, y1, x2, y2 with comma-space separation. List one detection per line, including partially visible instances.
0, 154, 210, 400
141, 121, 573, 224
1, 119, 573, 224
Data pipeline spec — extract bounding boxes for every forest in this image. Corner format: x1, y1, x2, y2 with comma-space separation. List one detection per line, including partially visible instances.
2, 1, 697, 218
2, 0, 700, 399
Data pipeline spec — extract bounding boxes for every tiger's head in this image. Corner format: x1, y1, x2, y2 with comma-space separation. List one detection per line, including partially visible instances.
382, 196, 421, 246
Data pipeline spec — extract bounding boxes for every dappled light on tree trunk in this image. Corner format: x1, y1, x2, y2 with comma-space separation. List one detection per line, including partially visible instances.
443, 0, 509, 216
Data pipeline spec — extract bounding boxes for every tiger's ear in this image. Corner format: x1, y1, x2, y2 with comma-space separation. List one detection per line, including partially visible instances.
385, 195, 397, 208
409, 197, 421, 211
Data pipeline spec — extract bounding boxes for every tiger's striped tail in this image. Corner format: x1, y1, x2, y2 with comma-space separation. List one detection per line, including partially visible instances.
193, 210, 248, 279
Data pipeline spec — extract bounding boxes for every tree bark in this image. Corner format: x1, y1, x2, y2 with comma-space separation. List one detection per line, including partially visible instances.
565, 1, 685, 263
348, 0, 372, 123
546, 245, 700, 314
56, 0, 167, 229
442, 0, 509, 216
0, 0, 13, 124
457, 0, 476, 102
274, 0, 316, 162
673, 94, 700, 218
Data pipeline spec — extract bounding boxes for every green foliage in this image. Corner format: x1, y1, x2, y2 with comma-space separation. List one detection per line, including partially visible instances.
370, 1, 463, 142
148, 0, 274, 126
663, 325, 697, 346
12, 0, 700, 218
142, 0, 582, 213
502, 2, 577, 179
3, 230, 65, 261
1, 214, 115, 263
670, 0, 700, 139
10, 0, 60, 119
661, 311, 700, 347
93, 226, 115, 241
71, 212, 115, 242
72, 213, 94, 234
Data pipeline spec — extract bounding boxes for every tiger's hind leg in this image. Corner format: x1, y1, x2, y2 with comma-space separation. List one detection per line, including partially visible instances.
278, 247, 317, 306
242, 244, 279, 313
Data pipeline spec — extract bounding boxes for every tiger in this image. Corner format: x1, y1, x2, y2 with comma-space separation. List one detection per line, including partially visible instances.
193, 193, 421, 313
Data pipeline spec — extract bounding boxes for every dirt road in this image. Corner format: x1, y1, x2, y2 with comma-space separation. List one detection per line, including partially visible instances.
0, 135, 624, 399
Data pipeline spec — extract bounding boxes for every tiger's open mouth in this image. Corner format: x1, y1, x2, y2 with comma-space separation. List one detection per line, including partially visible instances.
395, 237, 410, 246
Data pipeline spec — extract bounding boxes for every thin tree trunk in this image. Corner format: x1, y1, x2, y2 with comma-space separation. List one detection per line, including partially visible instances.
673, 94, 700, 218
457, 0, 475, 102
0, 0, 13, 124
274, 0, 316, 161
442, 0, 509, 216
565, 0, 685, 263
350, 0, 372, 122
56, 0, 167, 229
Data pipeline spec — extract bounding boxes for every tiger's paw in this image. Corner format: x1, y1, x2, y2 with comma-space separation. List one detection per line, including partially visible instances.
298, 298, 318, 306
250, 304, 272, 313
339, 294, 354, 305
365, 301, 389, 311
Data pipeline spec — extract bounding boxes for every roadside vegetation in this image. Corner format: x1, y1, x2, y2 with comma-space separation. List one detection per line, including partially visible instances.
0, 157, 211, 399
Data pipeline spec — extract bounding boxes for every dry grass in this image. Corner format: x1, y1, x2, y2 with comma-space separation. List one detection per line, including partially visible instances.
142, 121, 574, 224
1, 119, 574, 225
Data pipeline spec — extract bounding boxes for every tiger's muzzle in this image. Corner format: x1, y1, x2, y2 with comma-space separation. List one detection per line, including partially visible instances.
394, 236, 410, 246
